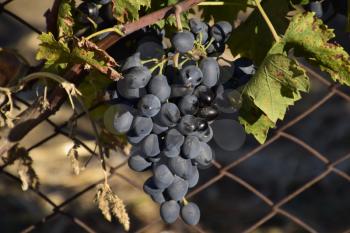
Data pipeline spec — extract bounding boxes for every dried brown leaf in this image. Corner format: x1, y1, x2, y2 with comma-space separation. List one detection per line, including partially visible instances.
67, 143, 80, 175
16, 151, 39, 191
95, 184, 130, 231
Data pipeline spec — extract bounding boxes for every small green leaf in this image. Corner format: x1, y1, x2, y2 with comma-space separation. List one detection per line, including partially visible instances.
36, 32, 70, 70
57, 0, 75, 39
284, 12, 350, 86
36, 33, 121, 80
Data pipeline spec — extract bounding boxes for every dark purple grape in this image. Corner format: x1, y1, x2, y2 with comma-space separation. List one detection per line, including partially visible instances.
197, 106, 219, 121
166, 176, 189, 201
153, 164, 175, 189
77, 2, 99, 24
138, 94, 161, 117
171, 31, 195, 53
178, 95, 199, 115
181, 202, 200, 225
168, 156, 192, 180
121, 52, 142, 72
182, 136, 201, 159
199, 57, 220, 87
180, 65, 203, 87
160, 200, 180, 224
194, 85, 215, 107
156, 103, 181, 127
124, 66, 152, 89
148, 74, 171, 103
99, 2, 115, 23
128, 154, 151, 172
141, 134, 160, 157
178, 115, 198, 135
171, 84, 194, 98
210, 21, 232, 43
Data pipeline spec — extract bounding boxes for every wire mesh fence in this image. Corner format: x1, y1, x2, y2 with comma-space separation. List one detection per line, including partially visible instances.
1, 1, 350, 233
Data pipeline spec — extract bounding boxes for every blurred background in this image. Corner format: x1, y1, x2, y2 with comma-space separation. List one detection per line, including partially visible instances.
0, 0, 350, 233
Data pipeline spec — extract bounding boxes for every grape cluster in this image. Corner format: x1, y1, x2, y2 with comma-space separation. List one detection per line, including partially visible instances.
104, 18, 242, 225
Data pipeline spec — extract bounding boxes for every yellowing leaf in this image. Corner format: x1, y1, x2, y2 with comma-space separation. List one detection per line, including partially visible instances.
57, 0, 75, 39
284, 12, 350, 86
245, 54, 309, 123
36, 32, 70, 69
239, 54, 309, 143
36, 33, 121, 80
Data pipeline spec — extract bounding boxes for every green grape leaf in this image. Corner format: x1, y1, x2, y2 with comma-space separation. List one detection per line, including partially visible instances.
36, 33, 121, 79
284, 12, 350, 86
112, 0, 151, 23
239, 54, 309, 143
228, 0, 290, 65
36, 32, 71, 69
57, 0, 75, 39
239, 98, 275, 144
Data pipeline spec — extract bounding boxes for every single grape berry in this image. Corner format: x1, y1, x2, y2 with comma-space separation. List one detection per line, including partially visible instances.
77, 2, 99, 24
181, 202, 200, 225
160, 200, 180, 224
178, 95, 199, 115
137, 36, 165, 60
138, 94, 161, 117
166, 176, 189, 201
141, 134, 160, 157
195, 142, 213, 168
121, 52, 142, 72
182, 136, 201, 159
171, 84, 194, 98
194, 85, 215, 107
144, 177, 164, 197
99, 2, 115, 23
165, 128, 185, 150
178, 115, 198, 135
168, 156, 193, 180
180, 65, 203, 87
309, 1, 323, 18
128, 154, 151, 172
153, 164, 175, 189
197, 106, 219, 121
148, 74, 171, 103
156, 103, 181, 127
124, 66, 152, 89
171, 30, 195, 53
200, 57, 220, 87
210, 21, 232, 43
117, 79, 145, 99
129, 116, 153, 137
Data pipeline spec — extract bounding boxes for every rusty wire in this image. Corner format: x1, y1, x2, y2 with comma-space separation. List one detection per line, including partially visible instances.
0, 1, 349, 233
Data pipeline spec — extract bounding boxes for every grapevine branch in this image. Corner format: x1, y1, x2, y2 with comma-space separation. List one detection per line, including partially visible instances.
0, 0, 204, 156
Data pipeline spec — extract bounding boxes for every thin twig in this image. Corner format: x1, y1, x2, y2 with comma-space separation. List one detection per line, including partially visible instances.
253, 0, 280, 42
